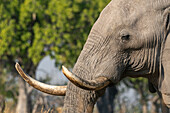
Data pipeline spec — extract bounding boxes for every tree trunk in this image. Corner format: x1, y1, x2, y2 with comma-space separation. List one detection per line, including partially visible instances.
119, 103, 126, 113
97, 86, 118, 113
16, 77, 32, 113
0, 95, 5, 113
138, 84, 148, 113
151, 95, 160, 113
142, 103, 148, 113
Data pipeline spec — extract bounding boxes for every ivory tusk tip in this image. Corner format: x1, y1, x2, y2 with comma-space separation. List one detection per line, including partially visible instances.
62, 66, 71, 78
62, 65, 65, 69
15, 62, 20, 69
62, 66, 67, 72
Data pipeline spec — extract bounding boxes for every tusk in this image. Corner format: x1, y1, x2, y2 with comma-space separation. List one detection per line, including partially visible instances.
62, 66, 110, 91
15, 63, 66, 96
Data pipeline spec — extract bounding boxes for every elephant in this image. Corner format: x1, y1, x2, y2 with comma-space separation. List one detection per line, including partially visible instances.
15, 0, 170, 112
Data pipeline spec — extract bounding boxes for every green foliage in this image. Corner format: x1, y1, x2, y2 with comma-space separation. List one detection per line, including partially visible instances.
0, 0, 110, 67
44, 0, 111, 67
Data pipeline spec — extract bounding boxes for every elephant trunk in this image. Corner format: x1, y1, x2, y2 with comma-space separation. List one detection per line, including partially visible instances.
62, 30, 120, 112
62, 63, 106, 113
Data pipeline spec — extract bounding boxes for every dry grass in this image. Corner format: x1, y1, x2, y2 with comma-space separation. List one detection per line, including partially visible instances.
3, 103, 62, 113
3, 107, 61, 113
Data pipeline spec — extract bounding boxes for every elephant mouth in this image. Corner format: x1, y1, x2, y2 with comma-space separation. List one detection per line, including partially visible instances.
15, 63, 111, 96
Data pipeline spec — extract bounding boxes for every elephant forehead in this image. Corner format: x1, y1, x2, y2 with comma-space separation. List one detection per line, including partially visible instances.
117, 0, 156, 26
92, 0, 148, 35
91, 1, 127, 36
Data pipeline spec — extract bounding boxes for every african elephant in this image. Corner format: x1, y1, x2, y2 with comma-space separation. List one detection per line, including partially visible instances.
15, 0, 170, 112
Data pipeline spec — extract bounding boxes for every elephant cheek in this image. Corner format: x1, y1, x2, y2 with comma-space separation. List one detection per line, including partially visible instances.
96, 64, 124, 83
162, 93, 170, 108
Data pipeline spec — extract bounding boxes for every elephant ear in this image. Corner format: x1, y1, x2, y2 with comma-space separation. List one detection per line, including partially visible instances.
160, 7, 170, 107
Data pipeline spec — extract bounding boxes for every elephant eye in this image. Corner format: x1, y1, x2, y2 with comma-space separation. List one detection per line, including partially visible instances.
121, 34, 130, 42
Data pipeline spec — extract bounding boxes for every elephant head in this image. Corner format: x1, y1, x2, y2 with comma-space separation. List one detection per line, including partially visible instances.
15, 0, 170, 112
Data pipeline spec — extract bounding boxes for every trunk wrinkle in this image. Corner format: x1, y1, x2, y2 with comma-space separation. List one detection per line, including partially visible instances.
63, 65, 103, 113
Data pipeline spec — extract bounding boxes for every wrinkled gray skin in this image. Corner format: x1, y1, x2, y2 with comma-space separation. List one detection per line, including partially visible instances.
63, 0, 170, 112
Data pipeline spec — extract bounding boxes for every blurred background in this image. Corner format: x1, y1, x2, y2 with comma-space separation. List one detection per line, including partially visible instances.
0, 0, 161, 113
